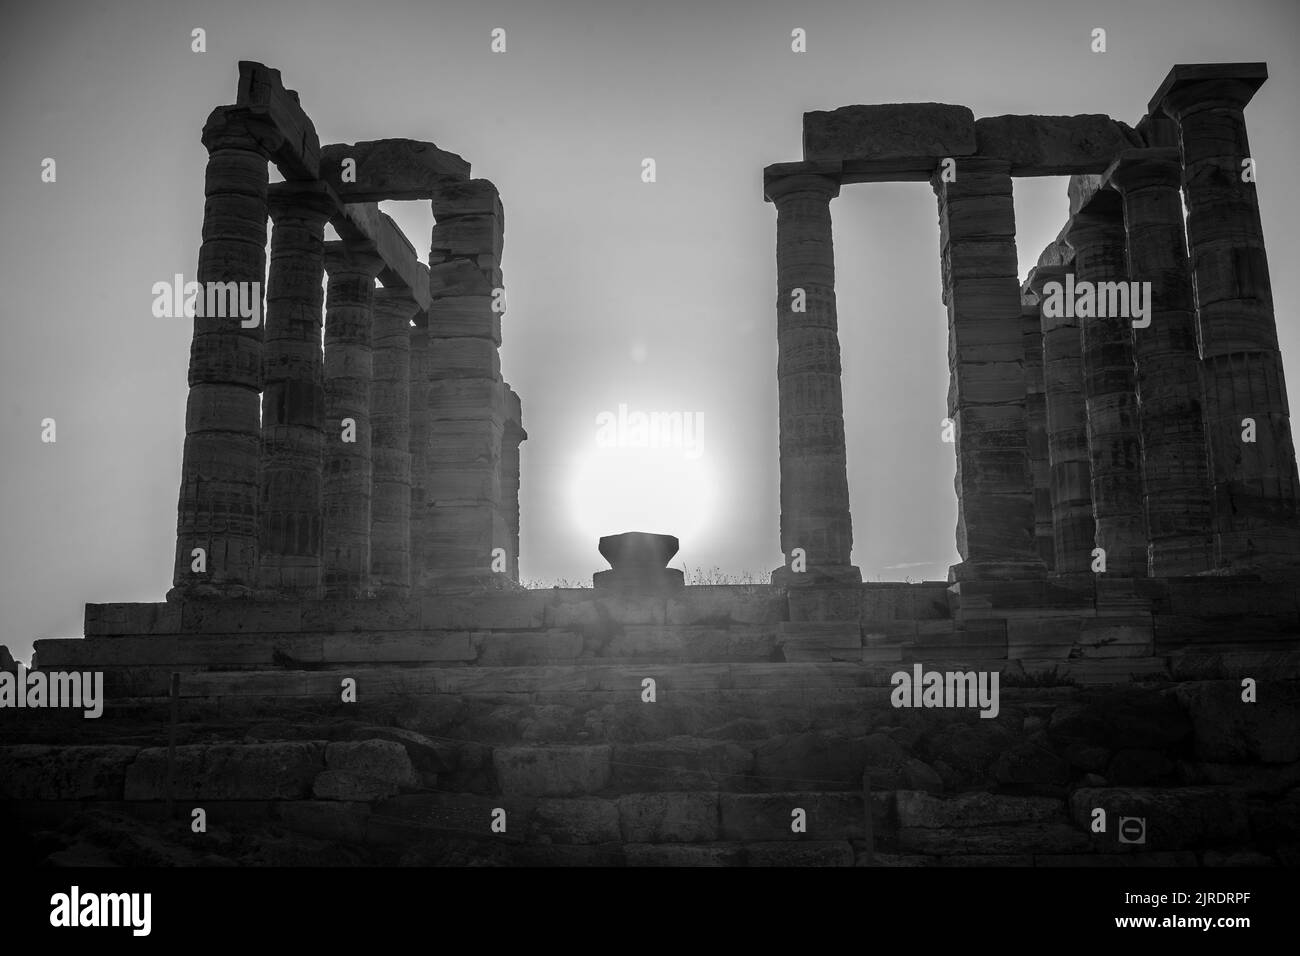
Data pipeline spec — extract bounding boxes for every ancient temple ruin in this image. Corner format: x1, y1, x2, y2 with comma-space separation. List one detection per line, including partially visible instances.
4, 62, 1298, 869
767, 62, 1299, 585
175, 61, 525, 600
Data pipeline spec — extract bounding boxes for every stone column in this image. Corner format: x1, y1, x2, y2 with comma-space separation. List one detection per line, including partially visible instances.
1064, 192, 1149, 576
258, 181, 334, 597
1153, 64, 1300, 566
171, 106, 278, 597
408, 318, 431, 584
1028, 265, 1094, 574
1108, 148, 1215, 574
931, 158, 1043, 581
502, 387, 526, 584
369, 288, 421, 596
764, 168, 858, 584
322, 240, 385, 598
1021, 300, 1054, 569
422, 179, 510, 588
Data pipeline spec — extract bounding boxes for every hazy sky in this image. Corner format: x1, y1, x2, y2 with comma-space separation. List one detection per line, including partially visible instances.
2, 0, 1298, 662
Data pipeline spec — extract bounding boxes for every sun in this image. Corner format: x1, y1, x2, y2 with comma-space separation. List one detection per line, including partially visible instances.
569, 444, 718, 552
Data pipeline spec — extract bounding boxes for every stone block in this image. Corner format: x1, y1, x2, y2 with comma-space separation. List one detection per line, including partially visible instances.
125, 742, 325, 800
803, 103, 976, 164
0, 745, 139, 800
84, 602, 183, 636
899, 823, 1088, 854
319, 139, 469, 201
322, 740, 416, 795
894, 791, 1067, 828
779, 622, 862, 662
530, 797, 621, 844
617, 792, 719, 842
181, 601, 303, 634
1175, 680, 1300, 763
473, 630, 583, 665
975, 114, 1140, 175
752, 732, 866, 790
493, 745, 612, 796
720, 792, 865, 841
611, 738, 752, 791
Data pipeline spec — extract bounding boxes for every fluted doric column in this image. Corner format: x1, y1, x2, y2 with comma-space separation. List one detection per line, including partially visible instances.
258, 181, 334, 596
1108, 148, 1215, 574
1028, 264, 1094, 574
502, 387, 526, 584
765, 169, 858, 584
422, 179, 510, 587
171, 106, 277, 597
1021, 300, 1055, 569
1064, 191, 1148, 576
369, 287, 421, 596
408, 319, 431, 584
322, 240, 385, 598
932, 158, 1044, 581
1153, 64, 1300, 567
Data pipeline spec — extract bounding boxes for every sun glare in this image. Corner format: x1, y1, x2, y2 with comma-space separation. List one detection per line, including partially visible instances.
569, 445, 718, 550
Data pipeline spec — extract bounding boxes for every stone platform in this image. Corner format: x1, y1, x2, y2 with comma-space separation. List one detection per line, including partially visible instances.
4, 578, 1299, 866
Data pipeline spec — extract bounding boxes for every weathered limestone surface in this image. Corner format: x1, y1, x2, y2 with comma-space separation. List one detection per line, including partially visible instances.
1153, 64, 1300, 567
259, 182, 334, 596
322, 241, 386, 598
932, 159, 1043, 580
766, 168, 857, 580
1063, 189, 1148, 576
369, 289, 420, 596
803, 104, 976, 169
1107, 149, 1215, 574
172, 106, 274, 596
975, 115, 1141, 175
421, 179, 511, 586
320, 139, 470, 201
1028, 265, 1093, 573
1021, 302, 1054, 568
502, 388, 526, 583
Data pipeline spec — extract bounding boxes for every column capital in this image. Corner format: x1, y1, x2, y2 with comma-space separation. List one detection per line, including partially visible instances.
763, 161, 842, 203
1026, 264, 1070, 299
372, 286, 423, 320
201, 105, 285, 156
1149, 62, 1267, 119
267, 180, 337, 222
1105, 147, 1181, 193
324, 239, 385, 278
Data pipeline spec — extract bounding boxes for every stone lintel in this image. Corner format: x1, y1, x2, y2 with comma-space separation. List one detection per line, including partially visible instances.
803, 103, 976, 164
335, 204, 431, 311
320, 139, 471, 201
235, 61, 321, 180
974, 114, 1140, 176
1135, 114, 1180, 148
1148, 62, 1267, 117
762, 161, 842, 201
1103, 147, 1181, 190
840, 157, 945, 184
230, 63, 430, 311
